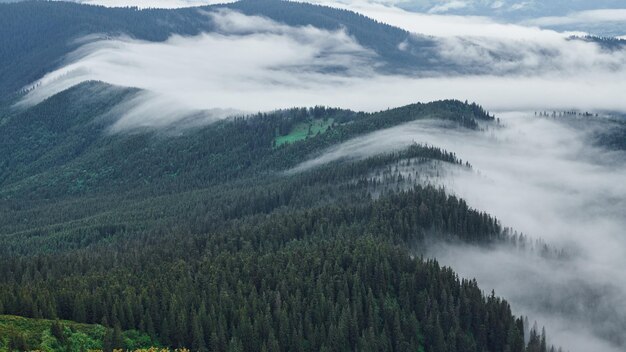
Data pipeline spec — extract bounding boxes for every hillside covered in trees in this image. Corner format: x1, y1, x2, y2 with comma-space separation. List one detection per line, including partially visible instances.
0, 79, 563, 351
4, 0, 611, 350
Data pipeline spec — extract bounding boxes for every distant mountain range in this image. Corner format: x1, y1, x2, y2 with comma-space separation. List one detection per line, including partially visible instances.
2, 0, 624, 102
0, 0, 447, 98
400, 0, 625, 19
398, 0, 626, 36
1, 2, 626, 352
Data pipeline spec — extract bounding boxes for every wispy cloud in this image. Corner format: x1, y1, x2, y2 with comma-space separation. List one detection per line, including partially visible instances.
292, 113, 626, 351
525, 9, 626, 27
306, 0, 585, 38
19, 6, 626, 131
12, 2, 626, 349
427, 0, 468, 14
20, 9, 380, 129
307, 0, 626, 37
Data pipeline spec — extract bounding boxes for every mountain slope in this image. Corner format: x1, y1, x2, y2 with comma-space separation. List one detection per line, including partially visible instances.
0, 1, 209, 98
0, 82, 488, 200
0, 82, 559, 351
0, 2, 569, 350
0, 0, 442, 98
0, 82, 493, 252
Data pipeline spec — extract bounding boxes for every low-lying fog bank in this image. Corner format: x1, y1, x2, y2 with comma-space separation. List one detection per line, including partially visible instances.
294, 112, 626, 352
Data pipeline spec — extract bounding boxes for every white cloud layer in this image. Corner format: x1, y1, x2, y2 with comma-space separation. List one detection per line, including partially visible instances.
525, 9, 626, 27
51, 0, 626, 39
427, 0, 467, 14
305, 0, 626, 39
291, 113, 626, 352
19, 9, 626, 131
20, 9, 380, 129
310, 0, 562, 38
13, 2, 626, 350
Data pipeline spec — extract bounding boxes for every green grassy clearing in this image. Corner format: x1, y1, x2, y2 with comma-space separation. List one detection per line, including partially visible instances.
274, 118, 334, 147
0, 315, 154, 352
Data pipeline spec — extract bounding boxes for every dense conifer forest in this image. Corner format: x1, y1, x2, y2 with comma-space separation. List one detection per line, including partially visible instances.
8, 1, 625, 350
0, 80, 564, 351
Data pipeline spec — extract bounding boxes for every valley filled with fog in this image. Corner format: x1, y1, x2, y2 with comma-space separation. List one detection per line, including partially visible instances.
20, 2, 626, 132
18, 2, 626, 351
1, 1, 625, 351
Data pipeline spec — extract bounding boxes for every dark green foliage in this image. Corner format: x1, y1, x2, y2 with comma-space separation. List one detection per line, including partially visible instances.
7, 332, 27, 352
112, 324, 124, 350
50, 320, 65, 344
0, 233, 524, 351
0, 83, 548, 351
0, 83, 490, 195
0, 314, 153, 351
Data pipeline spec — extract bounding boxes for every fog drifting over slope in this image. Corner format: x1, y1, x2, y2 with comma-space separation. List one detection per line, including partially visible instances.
20, 6, 626, 130
15, 3, 626, 351
292, 114, 626, 352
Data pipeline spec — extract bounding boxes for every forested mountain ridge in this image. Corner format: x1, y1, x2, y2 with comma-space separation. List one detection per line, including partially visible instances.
0, 78, 562, 351
0, 81, 493, 252
0, 1, 208, 98
0, 82, 490, 201
0, 0, 444, 99
0, 0, 578, 350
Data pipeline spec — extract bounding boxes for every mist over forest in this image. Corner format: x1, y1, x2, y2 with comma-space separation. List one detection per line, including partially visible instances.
0, 1, 625, 351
